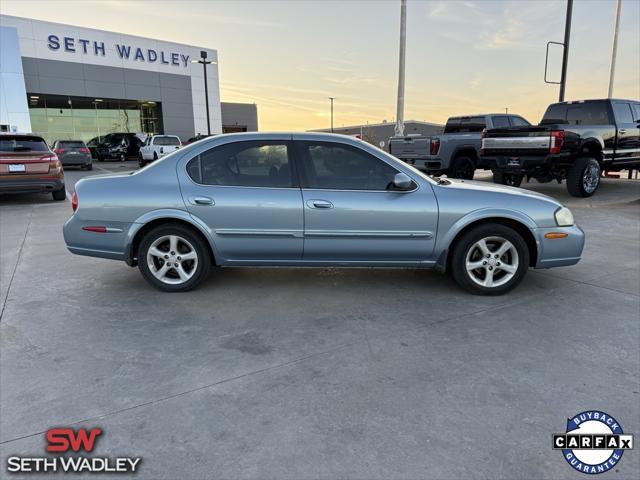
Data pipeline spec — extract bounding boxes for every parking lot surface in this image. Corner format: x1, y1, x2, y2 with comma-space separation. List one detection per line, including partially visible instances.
1, 164, 639, 479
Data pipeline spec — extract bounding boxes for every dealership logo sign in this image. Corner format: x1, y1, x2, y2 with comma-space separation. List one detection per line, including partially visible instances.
6, 427, 142, 474
553, 411, 633, 475
47, 34, 191, 67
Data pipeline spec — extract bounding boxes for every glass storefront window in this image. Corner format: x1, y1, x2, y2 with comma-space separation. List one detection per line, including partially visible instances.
26, 93, 163, 145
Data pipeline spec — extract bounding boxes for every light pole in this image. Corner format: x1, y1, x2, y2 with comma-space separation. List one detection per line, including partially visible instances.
394, 0, 407, 137
191, 51, 217, 136
328, 97, 335, 132
608, 0, 622, 98
558, 0, 573, 102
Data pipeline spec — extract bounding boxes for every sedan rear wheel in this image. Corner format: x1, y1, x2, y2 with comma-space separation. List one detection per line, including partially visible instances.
451, 224, 529, 295
138, 224, 211, 292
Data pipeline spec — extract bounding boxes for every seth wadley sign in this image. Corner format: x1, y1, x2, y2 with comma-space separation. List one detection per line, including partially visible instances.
47, 34, 191, 67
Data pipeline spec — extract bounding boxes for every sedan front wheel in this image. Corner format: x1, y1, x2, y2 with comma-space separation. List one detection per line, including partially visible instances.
451, 224, 529, 295
138, 224, 211, 292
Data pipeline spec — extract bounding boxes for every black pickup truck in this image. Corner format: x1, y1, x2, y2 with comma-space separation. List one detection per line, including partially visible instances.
481, 99, 640, 197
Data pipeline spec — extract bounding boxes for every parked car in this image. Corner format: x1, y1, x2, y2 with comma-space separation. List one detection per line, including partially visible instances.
138, 135, 182, 167
63, 133, 584, 295
0, 133, 66, 201
482, 99, 640, 196
96, 133, 143, 162
186, 134, 210, 144
86, 136, 101, 159
389, 114, 531, 179
52, 139, 92, 170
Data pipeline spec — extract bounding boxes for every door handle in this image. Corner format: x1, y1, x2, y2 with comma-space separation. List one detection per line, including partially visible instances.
189, 196, 214, 205
307, 199, 333, 209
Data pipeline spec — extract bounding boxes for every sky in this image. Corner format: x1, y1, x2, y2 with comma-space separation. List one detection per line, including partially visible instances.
2, 0, 639, 130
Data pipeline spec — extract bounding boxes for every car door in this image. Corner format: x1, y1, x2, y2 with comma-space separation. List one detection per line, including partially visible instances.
179, 137, 304, 262
612, 101, 640, 165
294, 137, 438, 263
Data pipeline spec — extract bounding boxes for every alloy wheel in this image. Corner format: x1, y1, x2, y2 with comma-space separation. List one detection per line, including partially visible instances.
465, 236, 519, 288
146, 235, 199, 285
582, 164, 600, 194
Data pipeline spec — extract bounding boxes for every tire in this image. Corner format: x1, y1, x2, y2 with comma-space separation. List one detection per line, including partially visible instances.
97, 156, 104, 162
85, 163, 93, 171
153, 152, 158, 161
451, 223, 530, 295
449, 156, 475, 180
566, 157, 600, 197
138, 223, 212, 292
493, 170, 524, 187
138, 153, 145, 168
52, 186, 66, 201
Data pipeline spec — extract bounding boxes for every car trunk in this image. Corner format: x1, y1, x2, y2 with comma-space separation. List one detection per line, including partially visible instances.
0, 151, 52, 175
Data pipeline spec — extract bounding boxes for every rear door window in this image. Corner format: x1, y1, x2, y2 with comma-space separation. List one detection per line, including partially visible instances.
187, 140, 293, 188
565, 102, 611, 125
612, 102, 634, 124
0, 136, 49, 152
491, 116, 510, 128
444, 116, 486, 133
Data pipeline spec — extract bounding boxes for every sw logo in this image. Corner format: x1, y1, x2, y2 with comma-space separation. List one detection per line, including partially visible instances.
6, 427, 141, 474
46, 427, 103, 452
553, 411, 634, 475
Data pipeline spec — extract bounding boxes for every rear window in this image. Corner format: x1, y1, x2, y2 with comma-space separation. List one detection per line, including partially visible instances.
154, 136, 181, 146
0, 136, 49, 152
59, 141, 85, 148
491, 116, 510, 128
541, 102, 611, 125
444, 116, 486, 133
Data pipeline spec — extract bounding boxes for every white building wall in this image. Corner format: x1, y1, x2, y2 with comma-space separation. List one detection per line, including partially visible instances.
0, 25, 31, 132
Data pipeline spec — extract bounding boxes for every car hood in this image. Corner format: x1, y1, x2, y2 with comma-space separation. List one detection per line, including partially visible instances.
438, 178, 563, 207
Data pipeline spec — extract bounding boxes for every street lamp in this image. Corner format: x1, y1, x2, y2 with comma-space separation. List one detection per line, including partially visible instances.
191, 50, 217, 136
328, 97, 335, 133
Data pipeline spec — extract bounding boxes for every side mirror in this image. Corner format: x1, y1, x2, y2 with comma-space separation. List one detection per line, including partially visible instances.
392, 172, 413, 191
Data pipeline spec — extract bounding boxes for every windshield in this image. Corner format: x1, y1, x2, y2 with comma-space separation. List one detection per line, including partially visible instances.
0, 136, 49, 152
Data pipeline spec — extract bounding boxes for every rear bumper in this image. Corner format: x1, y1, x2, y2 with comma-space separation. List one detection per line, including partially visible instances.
533, 224, 585, 268
483, 153, 571, 173
400, 158, 442, 172
61, 155, 92, 166
63, 214, 130, 262
0, 178, 64, 194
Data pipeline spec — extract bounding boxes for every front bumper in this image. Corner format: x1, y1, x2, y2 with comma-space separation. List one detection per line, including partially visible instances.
97, 149, 126, 159
0, 177, 64, 194
533, 224, 585, 268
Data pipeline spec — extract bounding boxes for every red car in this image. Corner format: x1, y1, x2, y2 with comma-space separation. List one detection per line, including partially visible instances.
0, 133, 66, 201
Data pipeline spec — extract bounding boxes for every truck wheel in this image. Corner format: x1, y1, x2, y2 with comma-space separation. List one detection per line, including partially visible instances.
153, 152, 158, 161
449, 156, 475, 179
493, 171, 523, 187
567, 157, 600, 197
451, 223, 529, 295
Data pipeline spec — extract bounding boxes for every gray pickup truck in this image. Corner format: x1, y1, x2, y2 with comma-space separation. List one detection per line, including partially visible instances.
388, 113, 531, 179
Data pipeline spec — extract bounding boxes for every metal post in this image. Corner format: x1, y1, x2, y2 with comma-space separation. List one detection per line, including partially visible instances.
608, 0, 622, 98
329, 97, 335, 132
201, 52, 211, 136
558, 0, 573, 102
394, 0, 407, 137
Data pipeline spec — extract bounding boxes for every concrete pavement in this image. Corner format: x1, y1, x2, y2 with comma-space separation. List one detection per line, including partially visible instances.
1, 167, 638, 479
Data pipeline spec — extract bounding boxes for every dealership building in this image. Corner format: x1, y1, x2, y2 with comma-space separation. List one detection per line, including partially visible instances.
0, 15, 257, 143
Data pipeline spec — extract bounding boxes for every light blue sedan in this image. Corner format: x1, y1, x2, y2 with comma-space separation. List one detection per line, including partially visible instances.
63, 133, 585, 295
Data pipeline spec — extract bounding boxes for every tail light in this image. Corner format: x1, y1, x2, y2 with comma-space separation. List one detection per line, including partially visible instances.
429, 138, 440, 155
72, 191, 78, 212
79, 147, 90, 154
550, 130, 564, 154
47, 155, 62, 174
480, 129, 487, 156
54, 148, 65, 154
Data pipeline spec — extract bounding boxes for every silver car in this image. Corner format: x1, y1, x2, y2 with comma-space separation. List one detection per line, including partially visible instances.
63, 133, 585, 295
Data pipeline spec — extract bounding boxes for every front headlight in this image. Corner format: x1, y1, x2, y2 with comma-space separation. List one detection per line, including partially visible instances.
554, 207, 574, 226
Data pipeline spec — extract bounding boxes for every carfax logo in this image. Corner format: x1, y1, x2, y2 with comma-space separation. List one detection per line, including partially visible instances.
6, 427, 141, 474
553, 411, 634, 475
